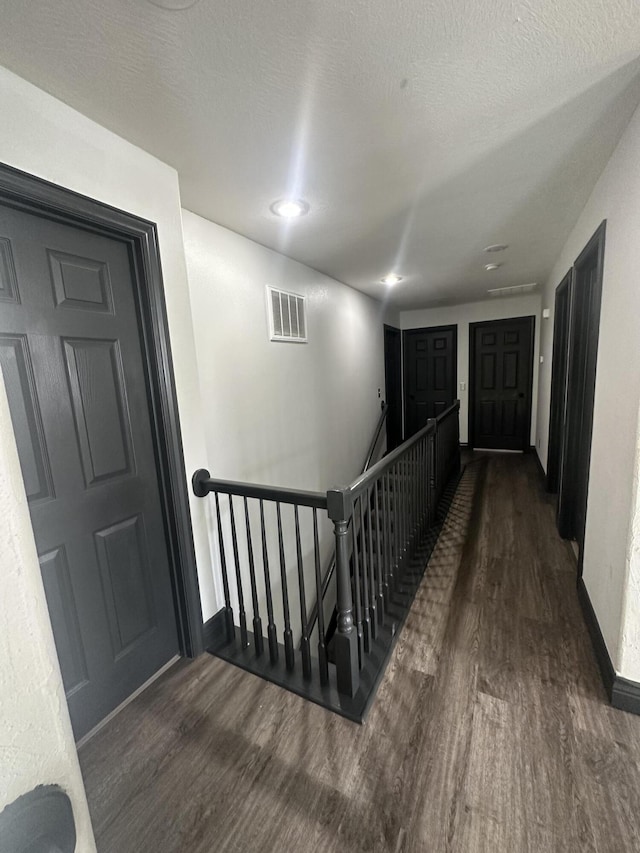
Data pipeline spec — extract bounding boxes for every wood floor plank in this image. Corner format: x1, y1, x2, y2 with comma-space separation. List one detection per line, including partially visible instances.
79, 453, 640, 853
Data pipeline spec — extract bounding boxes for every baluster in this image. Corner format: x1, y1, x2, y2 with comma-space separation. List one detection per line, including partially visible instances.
422, 438, 426, 525
392, 463, 400, 582
387, 466, 398, 594
229, 495, 249, 649
276, 503, 295, 670
416, 444, 421, 533
374, 479, 384, 623
399, 457, 406, 569
213, 492, 234, 643
243, 497, 264, 657
351, 509, 364, 665
312, 508, 329, 684
411, 442, 420, 543
259, 500, 278, 664
428, 420, 436, 525
359, 496, 371, 652
366, 486, 377, 640
294, 506, 312, 680
383, 471, 393, 599
407, 449, 413, 555
421, 436, 427, 529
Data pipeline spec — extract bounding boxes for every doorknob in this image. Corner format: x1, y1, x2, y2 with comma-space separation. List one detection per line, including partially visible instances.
518, 392, 525, 398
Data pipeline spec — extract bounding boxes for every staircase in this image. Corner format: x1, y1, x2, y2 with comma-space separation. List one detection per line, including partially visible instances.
192, 400, 461, 722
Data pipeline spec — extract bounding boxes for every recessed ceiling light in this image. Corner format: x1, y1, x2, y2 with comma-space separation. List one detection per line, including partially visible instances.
483, 244, 509, 253
270, 199, 310, 219
381, 273, 403, 286
484, 263, 502, 271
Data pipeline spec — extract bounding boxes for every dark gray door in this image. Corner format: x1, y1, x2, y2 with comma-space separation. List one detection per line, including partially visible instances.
403, 325, 457, 439
557, 223, 605, 558
470, 317, 534, 451
0, 205, 179, 740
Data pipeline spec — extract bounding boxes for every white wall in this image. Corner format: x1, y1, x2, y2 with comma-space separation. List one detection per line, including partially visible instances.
400, 294, 542, 444
0, 64, 210, 826
183, 211, 387, 623
0, 379, 96, 848
0, 64, 213, 618
536, 101, 640, 677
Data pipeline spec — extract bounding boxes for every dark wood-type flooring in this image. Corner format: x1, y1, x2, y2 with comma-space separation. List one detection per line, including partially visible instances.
79, 453, 640, 852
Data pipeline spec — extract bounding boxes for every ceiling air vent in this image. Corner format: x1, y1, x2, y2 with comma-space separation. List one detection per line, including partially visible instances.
487, 282, 538, 298
267, 286, 307, 343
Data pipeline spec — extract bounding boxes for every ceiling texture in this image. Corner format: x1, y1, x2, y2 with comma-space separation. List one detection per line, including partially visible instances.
2, 0, 640, 308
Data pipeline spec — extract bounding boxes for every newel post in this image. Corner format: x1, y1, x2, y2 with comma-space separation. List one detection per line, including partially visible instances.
327, 487, 359, 697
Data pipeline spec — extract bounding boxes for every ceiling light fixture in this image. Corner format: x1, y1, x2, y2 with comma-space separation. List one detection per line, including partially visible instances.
381, 273, 403, 286
270, 199, 310, 219
483, 243, 509, 253
484, 263, 502, 271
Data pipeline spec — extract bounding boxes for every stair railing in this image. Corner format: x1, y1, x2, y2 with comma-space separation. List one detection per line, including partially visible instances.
325, 400, 460, 696
192, 400, 460, 702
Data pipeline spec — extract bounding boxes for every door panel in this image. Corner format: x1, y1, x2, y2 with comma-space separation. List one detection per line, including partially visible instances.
404, 325, 457, 439
470, 317, 534, 451
0, 204, 179, 740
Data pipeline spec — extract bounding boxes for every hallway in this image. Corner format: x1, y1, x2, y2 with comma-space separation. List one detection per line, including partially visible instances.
78, 454, 640, 852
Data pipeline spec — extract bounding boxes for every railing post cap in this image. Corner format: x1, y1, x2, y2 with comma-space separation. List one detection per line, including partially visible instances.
192, 468, 211, 497
326, 487, 353, 521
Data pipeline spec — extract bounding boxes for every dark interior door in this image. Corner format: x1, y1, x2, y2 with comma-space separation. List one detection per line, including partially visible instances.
0, 204, 179, 740
384, 325, 402, 451
557, 223, 605, 558
403, 325, 457, 439
546, 272, 572, 494
470, 317, 534, 451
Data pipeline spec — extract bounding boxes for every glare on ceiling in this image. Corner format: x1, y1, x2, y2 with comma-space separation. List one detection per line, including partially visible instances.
484, 263, 502, 271
381, 273, 403, 286
270, 199, 310, 219
483, 244, 509, 253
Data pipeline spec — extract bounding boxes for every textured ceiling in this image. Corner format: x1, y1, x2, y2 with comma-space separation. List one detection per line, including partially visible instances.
2, 0, 640, 307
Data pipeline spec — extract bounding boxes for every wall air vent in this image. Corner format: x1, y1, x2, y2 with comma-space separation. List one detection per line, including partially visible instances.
267, 286, 307, 343
487, 282, 538, 298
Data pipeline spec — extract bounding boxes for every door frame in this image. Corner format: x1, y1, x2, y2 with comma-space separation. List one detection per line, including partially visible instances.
402, 324, 458, 439
0, 161, 204, 657
546, 270, 573, 494
468, 315, 535, 451
557, 221, 606, 574
383, 324, 403, 449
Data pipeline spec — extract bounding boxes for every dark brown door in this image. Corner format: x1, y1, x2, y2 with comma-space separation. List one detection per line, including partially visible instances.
470, 317, 534, 451
557, 223, 605, 560
384, 325, 402, 450
403, 325, 457, 439
0, 204, 179, 740
547, 272, 572, 494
